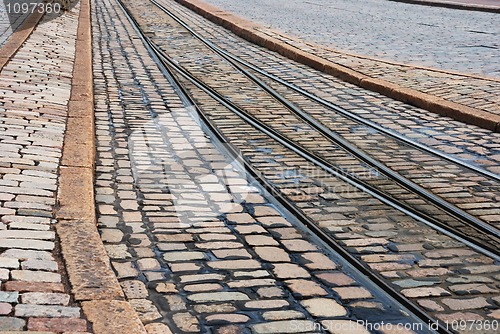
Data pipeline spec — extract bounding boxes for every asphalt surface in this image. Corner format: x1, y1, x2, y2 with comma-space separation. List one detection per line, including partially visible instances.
201, 0, 500, 78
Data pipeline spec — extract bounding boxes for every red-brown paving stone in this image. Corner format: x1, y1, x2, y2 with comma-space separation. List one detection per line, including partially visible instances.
4, 282, 65, 293
334, 287, 373, 300
435, 312, 484, 322
299, 252, 337, 270
316, 273, 356, 286
27, 317, 88, 332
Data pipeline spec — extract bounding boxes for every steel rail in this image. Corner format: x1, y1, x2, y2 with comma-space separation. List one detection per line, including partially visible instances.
151, 0, 500, 241
114, 1, 447, 332
164, 0, 500, 184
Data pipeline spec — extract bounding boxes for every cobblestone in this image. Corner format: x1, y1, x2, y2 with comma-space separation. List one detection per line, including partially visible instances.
89, 0, 500, 332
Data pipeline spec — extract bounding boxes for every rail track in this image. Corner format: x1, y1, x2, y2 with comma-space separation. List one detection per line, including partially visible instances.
114, 0, 500, 332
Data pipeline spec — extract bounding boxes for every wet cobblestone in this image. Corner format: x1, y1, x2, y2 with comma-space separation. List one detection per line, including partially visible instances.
91, 0, 427, 332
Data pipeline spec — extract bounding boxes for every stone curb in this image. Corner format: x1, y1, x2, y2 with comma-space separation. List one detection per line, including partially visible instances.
55, 0, 147, 333
388, 0, 500, 13
0, 6, 45, 70
176, 0, 500, 132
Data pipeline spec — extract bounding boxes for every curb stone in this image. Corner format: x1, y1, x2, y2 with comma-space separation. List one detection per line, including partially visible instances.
55, 0, 147, 332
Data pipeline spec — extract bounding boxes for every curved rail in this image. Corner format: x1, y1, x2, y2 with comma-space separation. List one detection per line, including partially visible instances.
114, 1, 448, 332
150, 0, 500, 246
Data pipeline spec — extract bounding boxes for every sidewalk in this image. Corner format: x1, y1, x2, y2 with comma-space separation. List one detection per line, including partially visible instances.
178, 0, 500, 132
0, 1, 144, 332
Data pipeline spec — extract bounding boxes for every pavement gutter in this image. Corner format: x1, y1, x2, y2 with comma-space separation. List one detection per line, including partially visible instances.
0, 6, 45, 70
55, 0, 147, 332
176, 0, 500, 132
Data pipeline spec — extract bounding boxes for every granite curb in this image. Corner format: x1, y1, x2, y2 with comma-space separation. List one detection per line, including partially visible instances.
176, 0, 500, 132
55, 0, 147, 332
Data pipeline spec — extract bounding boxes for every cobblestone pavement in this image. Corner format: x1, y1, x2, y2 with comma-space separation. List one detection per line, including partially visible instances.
92, 0, 500, 332
198, 0, 500, 119
140, 0, 500, 236
0, 0, 44, 47
128, 0, 500, 329
155, 0, 500, 175
0, 3, 90, 333
92, 0, 438, 333
201, 0, 499, 78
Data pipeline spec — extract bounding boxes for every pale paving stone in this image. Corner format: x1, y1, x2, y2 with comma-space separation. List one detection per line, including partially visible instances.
164, 295, 187, 311
163, 251, 205, 262
104, 244, 132, 259
129, 299, 162, 322
228, 279, 276, 288
400, 287, 451, 298
0, 257, 19, 269
300, 298, 347, 317
0, 269, 8, 281
8, 222, 51, 231
21, 259, 58, 272
333, 287, 373, 300
300, 252, 337, 270
187, 292, 250, 303
172, 312, 199, 333
155, 283, 178, 294
208, 259, 261, 270
262, 310, 306, 321
100, 229, 124, 243
184, 283, 223, 293
205, 313, 249, 324
111, 262, 138, 279
233, 270, 269, 278
0, 230, 54, 240
0, 239, 54, 250
257, 287, 285, 298
137, 258, 161, 270
21, 292, 70, 305
15, 304, 80, 318
194, 304, 236, 314
180, 273, 225, 283
441, 297, 491, 310
254, 247, 290, 262
392, 279, 438, 288
11, 270, 61, 283
272, 263, 310, 279
245, 235, 279, 246
462, 265, 500, 274
145, 323, 173, 334
286, 279, 328, 297
244, 300, 289, 309
0, 291, 19, 303
0, 317, 26, 331
417, 299, 444, 312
